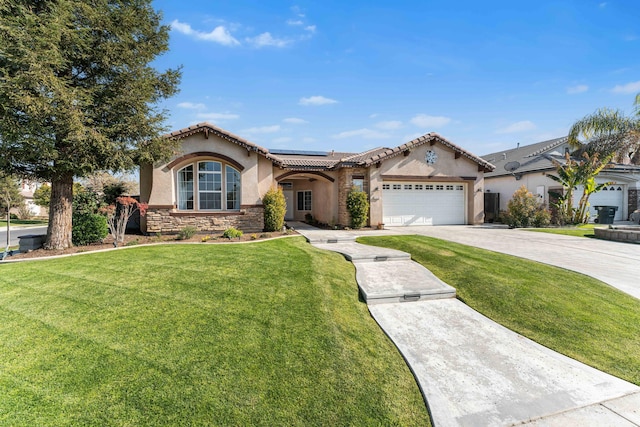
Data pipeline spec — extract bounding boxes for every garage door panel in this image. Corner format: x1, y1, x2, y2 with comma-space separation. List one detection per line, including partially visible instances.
574, 184, 624, 221
382, 182, 466, 226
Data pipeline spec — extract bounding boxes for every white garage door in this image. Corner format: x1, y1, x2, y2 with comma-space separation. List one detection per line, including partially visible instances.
382, 182, 466, 226
574, 184, 625, 221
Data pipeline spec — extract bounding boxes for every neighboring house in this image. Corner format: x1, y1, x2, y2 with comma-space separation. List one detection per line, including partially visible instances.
17, 180, 47, 217
139, 122, 494, 233
482, 137, 640, 222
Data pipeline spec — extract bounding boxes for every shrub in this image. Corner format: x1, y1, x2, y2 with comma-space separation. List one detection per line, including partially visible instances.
250, 233, 258, 240
346, 186, 369, 229
263, 186, 286, 232
72, 212, 108, 245
17, 203, 32, 220
222, 227, 243, 239
176, 225, 197, 240
504, 185, 551, 228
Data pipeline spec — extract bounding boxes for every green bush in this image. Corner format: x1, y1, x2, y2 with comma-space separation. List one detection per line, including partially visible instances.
222, 227, 243, 239
176, 225, 197, 240
504, 185, 551, 228
263, 186, 286, 232
72, 212, 108, 245
346, 186, 369, 229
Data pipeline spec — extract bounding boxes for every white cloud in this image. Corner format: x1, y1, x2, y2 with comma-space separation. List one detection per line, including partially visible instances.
369, 113, 379, 119
177, 102, 206, 110
599, 2, 607, 7
195, 112, 239, 121
304, 25, 316, 33
299, 95, 338, 106
241, 125, 281, 134
332, 128, 391, 140
612, 80, 640, 94
170, 20, 240, 46
410, 114, 452, 128
287, 19, 304, 26
495, 120, 536, 134
375, 120, 403, 130
247, 32, 290, 48
283, 117, 308, 124
272, 137, 293, 144
567, 84, 589, 94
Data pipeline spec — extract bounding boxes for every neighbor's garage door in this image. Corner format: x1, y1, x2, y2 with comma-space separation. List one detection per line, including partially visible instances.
575, 184, 625, 221
382, 182, 466, 226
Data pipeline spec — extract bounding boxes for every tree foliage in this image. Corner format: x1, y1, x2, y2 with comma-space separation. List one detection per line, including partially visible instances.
0, 0, 181, 249
547, 152, 612, 224
0, 173, 24, 213
33, 183, 51, 208
568, 99, 640, 164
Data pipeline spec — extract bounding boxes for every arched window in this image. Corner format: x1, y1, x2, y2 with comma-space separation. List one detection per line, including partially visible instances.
177, 161, 241, 211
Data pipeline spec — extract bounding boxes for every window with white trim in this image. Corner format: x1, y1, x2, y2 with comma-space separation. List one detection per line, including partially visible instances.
297, 190, 312, 211
177, 161, 241, 211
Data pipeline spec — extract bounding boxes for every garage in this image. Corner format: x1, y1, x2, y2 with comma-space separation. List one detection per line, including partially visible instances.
382, 181, 467, 226
575, 184, 625, 221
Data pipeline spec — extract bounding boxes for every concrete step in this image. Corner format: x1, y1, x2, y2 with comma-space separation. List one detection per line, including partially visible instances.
354, 259, 456, 304
313, 242, 410, 262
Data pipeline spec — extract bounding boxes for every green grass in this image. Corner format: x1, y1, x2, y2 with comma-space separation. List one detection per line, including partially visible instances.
524, 223, 597, 237
358, 235, 640, 386
0, 237, 429, 426
0, 219, 48, 228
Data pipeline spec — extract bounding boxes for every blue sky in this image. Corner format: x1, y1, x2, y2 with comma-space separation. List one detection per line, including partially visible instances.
152, 0, 640, 156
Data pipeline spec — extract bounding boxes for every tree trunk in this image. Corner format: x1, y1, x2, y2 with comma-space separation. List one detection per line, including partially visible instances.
45, 173, 74, 249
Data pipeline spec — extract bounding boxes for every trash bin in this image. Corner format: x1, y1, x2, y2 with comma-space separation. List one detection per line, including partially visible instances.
594, 206, 618, 224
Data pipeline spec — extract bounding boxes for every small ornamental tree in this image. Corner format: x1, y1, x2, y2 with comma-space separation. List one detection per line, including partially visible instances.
263, 186, 286, 232
33, 184, 51, 208
346, 186, 369, 229
103, 196, 148, 247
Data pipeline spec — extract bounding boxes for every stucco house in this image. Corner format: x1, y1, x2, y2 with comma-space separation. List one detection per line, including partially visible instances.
482, 137, 640, 222
139, 122, 494, 233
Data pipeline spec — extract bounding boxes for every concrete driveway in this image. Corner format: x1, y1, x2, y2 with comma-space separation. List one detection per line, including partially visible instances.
390, 225, 640, 300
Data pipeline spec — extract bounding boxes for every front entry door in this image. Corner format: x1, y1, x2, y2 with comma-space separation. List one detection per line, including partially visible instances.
283, 190, 294, 220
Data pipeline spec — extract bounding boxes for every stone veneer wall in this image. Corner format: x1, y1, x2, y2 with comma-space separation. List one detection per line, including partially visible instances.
145, 206, 264, 234
629, 189, 639, 219
337, 167, 370, 227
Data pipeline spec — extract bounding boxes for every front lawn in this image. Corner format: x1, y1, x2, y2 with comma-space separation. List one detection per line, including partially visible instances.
0, 219, 48, 228
524, 223, 597, 237
358, 235, 640, 386
0, 237, 429, 426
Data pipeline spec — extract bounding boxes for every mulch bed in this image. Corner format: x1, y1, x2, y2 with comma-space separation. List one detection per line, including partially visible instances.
6, 230, 296, 261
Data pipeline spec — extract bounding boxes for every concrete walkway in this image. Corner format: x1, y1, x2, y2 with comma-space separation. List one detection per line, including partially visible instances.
291, 222, 640, 426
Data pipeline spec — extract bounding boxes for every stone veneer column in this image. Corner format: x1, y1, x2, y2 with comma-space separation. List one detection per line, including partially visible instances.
629, 189, 639, 219
337, 168, 370, 227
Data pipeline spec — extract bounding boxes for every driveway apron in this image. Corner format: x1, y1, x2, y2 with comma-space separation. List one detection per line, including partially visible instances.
292, 222, 640, 426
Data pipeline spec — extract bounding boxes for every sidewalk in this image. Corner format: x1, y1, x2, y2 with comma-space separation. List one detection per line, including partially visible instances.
291, 222, 640, 426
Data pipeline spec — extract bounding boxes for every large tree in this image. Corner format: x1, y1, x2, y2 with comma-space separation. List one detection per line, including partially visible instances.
0, 1, 181, 249
568, 97, 640, 164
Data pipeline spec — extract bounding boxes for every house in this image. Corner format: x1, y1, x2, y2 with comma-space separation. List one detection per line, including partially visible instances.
482, 137, 640, 222
139, 122, 494, 233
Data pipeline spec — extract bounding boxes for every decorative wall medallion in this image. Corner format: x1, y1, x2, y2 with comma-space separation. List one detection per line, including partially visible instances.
425, 150, 438, 164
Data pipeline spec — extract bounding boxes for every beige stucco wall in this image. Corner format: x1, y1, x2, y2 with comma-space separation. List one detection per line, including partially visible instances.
273, 170, 339, 224
369, 143, 485, 225
145, 132, 270, 208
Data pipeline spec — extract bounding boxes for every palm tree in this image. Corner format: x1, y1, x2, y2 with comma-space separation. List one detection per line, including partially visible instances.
568, 96, 640, 164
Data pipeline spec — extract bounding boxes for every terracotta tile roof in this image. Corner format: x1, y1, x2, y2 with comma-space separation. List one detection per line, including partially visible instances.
164, 124, 495, 172
164, 122, 273, 158
360, 133, 495, 172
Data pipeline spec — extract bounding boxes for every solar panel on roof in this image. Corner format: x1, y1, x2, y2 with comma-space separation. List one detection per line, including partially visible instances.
269, 149, 328, 156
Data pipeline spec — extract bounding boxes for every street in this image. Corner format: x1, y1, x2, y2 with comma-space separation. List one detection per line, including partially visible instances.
0, 226, 48, 248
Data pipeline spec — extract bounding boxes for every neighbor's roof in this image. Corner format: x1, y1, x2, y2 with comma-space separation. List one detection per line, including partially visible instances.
482, 137, 569, 178
164, 123, 495, 172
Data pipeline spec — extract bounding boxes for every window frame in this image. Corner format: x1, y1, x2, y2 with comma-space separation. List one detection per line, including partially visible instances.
297, 190, 312, 211
176, 160, 241, 212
